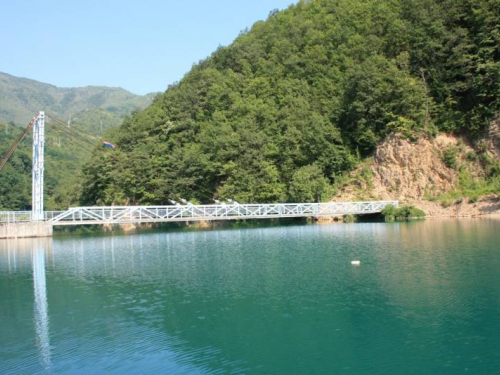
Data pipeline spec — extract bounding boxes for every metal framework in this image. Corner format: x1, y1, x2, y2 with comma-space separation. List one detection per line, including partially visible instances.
0, 211, 64, 224
32, 112, 45, 221
37, 201, 398, 226
0, 113, 400, 228
0, 116, 37, 172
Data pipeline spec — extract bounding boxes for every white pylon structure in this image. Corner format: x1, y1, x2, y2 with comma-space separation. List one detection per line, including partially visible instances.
32, 112, 45, 221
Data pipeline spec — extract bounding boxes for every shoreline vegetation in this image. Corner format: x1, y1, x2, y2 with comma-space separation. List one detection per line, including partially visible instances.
381, 205, 426, 222
49, 201, 500, 237
51, 207, 420, 237
52, 211, 500, 238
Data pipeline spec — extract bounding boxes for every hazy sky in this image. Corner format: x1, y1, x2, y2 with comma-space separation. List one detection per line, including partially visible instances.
0, 0, 296, 95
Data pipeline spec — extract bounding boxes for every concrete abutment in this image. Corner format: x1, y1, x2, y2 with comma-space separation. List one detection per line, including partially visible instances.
0, 222, 53, 239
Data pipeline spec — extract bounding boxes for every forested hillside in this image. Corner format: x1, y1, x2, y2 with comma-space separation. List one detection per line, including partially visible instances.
76, 0, 499, 205
0, 71, 157, 133
0, 121, 91, 210
0, 72, 158, 210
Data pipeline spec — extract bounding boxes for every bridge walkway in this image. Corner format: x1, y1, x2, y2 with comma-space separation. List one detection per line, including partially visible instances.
1, 201, 398, 227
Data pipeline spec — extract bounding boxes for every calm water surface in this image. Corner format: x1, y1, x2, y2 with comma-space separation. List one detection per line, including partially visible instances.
1, 219, 500, 374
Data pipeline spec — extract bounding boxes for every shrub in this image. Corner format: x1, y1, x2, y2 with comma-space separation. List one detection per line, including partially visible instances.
466, 151, 477, 161
343, 214, 357, 223
488, 161, 500, 178
441, 199, 453, 208
475, 140, 489, 154
386, 115, 419, 142
381, 205, 426, 221
442, 147, 458, 169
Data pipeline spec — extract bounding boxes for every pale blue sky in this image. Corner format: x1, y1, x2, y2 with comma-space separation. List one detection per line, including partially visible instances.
0, 0, 296, 95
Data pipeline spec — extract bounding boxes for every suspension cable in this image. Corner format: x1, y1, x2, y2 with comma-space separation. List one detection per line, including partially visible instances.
47, 121, 98, 149
46, 113, 100, 141
0, 114, 98, 174
2, 112, 218, 201
0, 116, 37, 173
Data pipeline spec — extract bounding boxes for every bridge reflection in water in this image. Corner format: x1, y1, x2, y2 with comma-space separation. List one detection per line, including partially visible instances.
32, 241, 51, 372
1, 239, 52, 373
2, 220, 500, 374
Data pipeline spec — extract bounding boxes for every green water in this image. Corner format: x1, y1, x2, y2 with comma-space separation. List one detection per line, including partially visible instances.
1, 219, 500, 374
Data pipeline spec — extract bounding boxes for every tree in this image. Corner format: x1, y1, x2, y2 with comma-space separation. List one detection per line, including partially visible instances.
289, 164, 329, 202
79, 0, 500, 205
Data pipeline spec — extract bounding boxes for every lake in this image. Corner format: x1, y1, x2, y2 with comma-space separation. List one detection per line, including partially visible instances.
1, 219, 500, 374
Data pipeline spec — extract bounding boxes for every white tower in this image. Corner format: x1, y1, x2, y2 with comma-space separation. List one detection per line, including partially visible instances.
32, 112, 45, 221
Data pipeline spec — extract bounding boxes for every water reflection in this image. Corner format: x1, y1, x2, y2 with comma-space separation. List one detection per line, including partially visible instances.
32, 240, 51, 372
1, 220, 500, 374
4, 239, 18, 272
0, 238, 52, 373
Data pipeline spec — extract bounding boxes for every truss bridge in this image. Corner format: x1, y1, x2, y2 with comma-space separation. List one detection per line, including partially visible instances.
1, 201, 398, 227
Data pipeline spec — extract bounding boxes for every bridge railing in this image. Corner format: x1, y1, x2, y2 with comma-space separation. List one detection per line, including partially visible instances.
0, 211, 32, 223
0, 211, 65, 224
1, 201, 398, 225
49, 201, 398, 225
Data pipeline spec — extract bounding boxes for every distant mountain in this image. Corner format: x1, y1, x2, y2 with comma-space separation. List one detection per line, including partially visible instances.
0, 71, 158, 135
0, 72, 159, 210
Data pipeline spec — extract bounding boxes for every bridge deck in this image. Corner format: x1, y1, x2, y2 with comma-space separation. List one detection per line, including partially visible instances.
0, 201, 398, 226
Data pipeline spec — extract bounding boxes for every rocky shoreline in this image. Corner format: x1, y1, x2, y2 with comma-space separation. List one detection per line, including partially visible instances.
411, 197, 500, 218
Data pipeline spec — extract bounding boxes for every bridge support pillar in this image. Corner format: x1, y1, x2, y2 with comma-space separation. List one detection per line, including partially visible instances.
32, 111, 45, 221
0, 222, 53, 239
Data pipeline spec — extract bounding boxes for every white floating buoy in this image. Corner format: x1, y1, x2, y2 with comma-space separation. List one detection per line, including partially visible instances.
351, 260, 361, 266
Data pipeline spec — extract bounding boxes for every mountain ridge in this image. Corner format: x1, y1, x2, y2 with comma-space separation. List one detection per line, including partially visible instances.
0, 71, 139, 92
0, 72, 159, 210
0, 71, 158, 133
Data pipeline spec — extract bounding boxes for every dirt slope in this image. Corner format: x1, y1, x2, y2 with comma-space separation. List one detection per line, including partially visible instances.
334, 120, 500, 218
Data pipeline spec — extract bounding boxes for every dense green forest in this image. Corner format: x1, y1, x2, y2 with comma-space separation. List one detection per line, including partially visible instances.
0, 71, 157, 211
0, 121, 92, 210
79, 0, 499, 205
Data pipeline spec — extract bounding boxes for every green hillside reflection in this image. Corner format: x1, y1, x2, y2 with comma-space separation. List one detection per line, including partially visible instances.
1, 220, 500, 374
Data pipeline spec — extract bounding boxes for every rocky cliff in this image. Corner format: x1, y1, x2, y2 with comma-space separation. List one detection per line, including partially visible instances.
335, 119, 500, 217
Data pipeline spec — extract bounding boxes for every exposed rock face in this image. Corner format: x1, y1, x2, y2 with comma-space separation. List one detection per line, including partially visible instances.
370, 134, 457, 201
332, 111, 500, 217
486, 115, 500, 158
334, 121, 500, 217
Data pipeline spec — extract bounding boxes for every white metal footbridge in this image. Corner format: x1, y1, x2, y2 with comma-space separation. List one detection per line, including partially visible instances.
0, 201, 398, 226
0, 110, 397, 236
